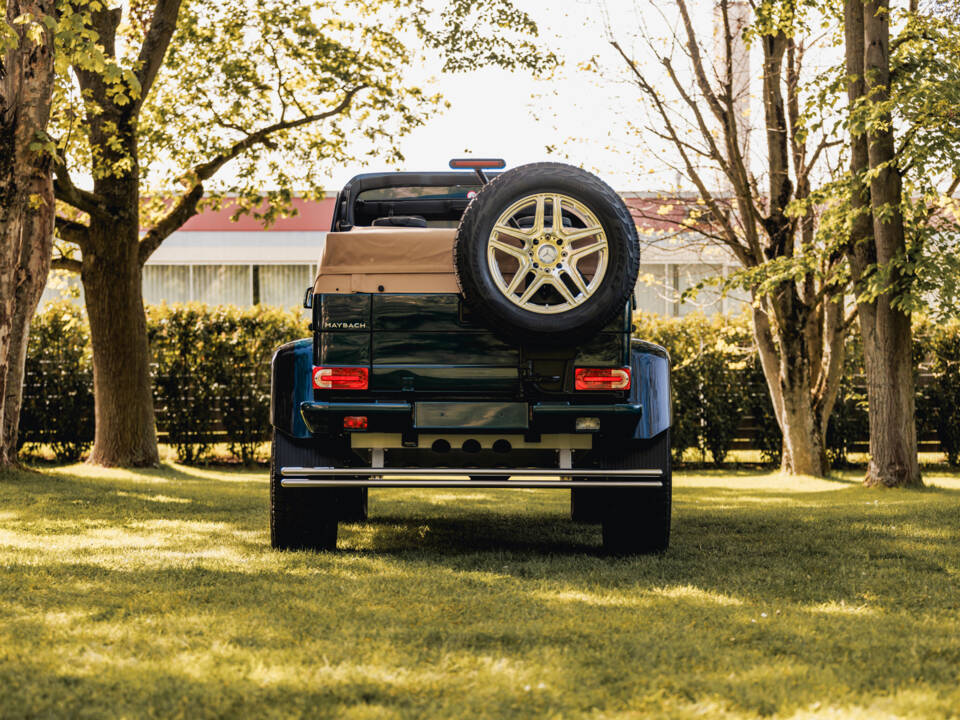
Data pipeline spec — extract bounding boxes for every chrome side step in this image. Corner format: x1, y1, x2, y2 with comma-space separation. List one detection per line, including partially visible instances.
280, 466, 663, 489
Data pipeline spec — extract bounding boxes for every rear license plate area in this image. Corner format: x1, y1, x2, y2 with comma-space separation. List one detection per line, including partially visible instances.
414, 402, 528, 429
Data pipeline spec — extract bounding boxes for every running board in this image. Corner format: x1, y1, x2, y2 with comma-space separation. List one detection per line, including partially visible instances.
280, 466, 663, 489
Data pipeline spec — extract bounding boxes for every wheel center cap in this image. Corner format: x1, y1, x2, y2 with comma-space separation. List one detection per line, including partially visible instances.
537, 245, 558, 264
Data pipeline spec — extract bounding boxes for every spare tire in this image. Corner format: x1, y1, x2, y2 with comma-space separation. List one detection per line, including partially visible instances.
454, 163, 639, 346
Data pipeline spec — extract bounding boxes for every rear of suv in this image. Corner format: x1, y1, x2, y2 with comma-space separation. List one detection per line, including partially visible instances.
270, 160, 672, 554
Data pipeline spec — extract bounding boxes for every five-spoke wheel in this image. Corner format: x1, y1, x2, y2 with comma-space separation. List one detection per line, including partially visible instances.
487, 193, 608, 314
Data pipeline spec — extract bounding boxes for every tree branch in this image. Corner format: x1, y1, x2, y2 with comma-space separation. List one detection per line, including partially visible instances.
799, 138, 843, 189
659, 57, 735, 180
134, 0, 183, 108
52, 158, 109, 219
894, 125, 918, 159
55, 216, 91, 248
50, 256, 82, 273
138, 87, 366, 264
630, 212, 730, 245
918, 174, 960, 224
668, 1, 764, 261
72, 5, 122, 102
943, 174, 960, 199
138, 184, 203, 264
610, 41, 751, 265
675, 0, 727, 123
841, 305, 860, 333
717, 0, 752, 194
644, 126, 716, 162
787, 37, 807, 190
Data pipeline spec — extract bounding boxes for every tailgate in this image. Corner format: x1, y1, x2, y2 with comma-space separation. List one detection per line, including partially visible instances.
314, 293, 629, 397
314, 293, 521, 395
371, 294, 521, 393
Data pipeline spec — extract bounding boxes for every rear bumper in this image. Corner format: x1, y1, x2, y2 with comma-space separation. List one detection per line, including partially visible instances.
298, 400, 643, 436
272, 336, 671, 441
280, 465, 664, 489
300, 400, 411, 434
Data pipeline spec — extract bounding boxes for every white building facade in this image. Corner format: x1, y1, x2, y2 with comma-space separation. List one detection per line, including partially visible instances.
45, 194, 744, 316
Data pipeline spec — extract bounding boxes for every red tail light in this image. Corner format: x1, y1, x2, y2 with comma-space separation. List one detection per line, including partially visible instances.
343, 416, 368, 430
575, 367, 631, 391
313, 366, 368, 390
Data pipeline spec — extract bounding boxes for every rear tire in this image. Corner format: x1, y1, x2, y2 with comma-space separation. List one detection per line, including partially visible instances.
270, 430, 357, 551
339, 487, 369, 523
570, 486, 605, 523
571, 430, 671, 554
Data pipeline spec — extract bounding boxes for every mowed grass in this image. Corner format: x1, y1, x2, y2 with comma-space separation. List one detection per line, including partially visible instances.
1, 465, 959, 720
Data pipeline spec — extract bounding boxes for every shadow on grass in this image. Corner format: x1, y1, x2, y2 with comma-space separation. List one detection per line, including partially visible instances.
1, 465, 959, 718
0, 465, 268, 530
355, 512, 600, 555
354, 489, 958, 597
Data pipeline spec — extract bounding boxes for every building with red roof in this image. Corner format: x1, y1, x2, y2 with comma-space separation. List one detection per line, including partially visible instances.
45, 193, 743, 316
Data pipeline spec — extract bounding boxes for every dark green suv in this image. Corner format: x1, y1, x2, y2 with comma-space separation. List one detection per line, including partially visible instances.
270, 161, 672, 554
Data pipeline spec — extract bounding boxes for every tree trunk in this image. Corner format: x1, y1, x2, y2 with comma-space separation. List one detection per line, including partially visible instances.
860, 0, 922, 487
752, 302, 828, 476
1, 172, 53, 462
0, 150, 19, 464
780, 385, 824, 476
816, 295, 846, 454
81, 224, 159, 467
0, 0, 56, 468
860, 305, 920, 486
3, 310, 33, 462
64, 5, 160, 467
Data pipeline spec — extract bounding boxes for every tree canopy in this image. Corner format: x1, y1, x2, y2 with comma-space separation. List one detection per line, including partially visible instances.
38, 0, 555, 466
51, 0, 557, 269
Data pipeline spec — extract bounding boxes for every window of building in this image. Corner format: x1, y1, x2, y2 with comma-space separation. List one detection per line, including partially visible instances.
143, 265, 191, 305
258, 265, 315, 308
136, 263, 317, 308
634, 264, 669, 315
193, 265, 252, 306
676, 263, 725, 316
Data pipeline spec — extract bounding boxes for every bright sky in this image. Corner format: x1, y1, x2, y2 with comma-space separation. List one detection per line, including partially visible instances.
321, 0, 678, 191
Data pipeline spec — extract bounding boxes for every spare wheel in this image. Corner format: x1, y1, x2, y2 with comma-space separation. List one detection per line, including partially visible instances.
454, 163, 639, 346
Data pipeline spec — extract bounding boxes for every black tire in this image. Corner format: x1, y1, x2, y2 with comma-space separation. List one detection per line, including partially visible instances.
570, 486, 606, 523
339, 487, 369, 523
270, 431, 366, 551
571, 429, 671, 554
455, 163, 639, 346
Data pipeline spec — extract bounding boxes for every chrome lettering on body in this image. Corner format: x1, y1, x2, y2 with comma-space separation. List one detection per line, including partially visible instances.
324, 321, 368, 330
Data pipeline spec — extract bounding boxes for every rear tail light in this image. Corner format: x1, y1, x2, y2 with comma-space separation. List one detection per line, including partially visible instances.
343, 416, 368, 430
575, 367, 631, 391
312, 366, 368, 390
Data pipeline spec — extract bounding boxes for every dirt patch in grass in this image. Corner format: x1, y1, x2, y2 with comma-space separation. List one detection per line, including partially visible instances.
1, 464, 959, 719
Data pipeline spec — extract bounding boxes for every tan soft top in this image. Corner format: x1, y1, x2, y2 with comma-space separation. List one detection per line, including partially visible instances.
315, 227, 458, 294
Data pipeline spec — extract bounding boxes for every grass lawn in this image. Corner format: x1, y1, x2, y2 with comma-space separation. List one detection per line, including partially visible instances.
1, 464, 959, 719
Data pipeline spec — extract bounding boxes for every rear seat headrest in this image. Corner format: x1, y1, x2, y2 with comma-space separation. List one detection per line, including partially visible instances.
371, 215, 428, 228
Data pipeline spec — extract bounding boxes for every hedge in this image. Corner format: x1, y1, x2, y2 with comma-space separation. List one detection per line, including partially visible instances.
19, 301, 95, 462
17, 303, 960, 467
633, 312, 780, 466
917, 318, 960, 466
20, 303, 306, 464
